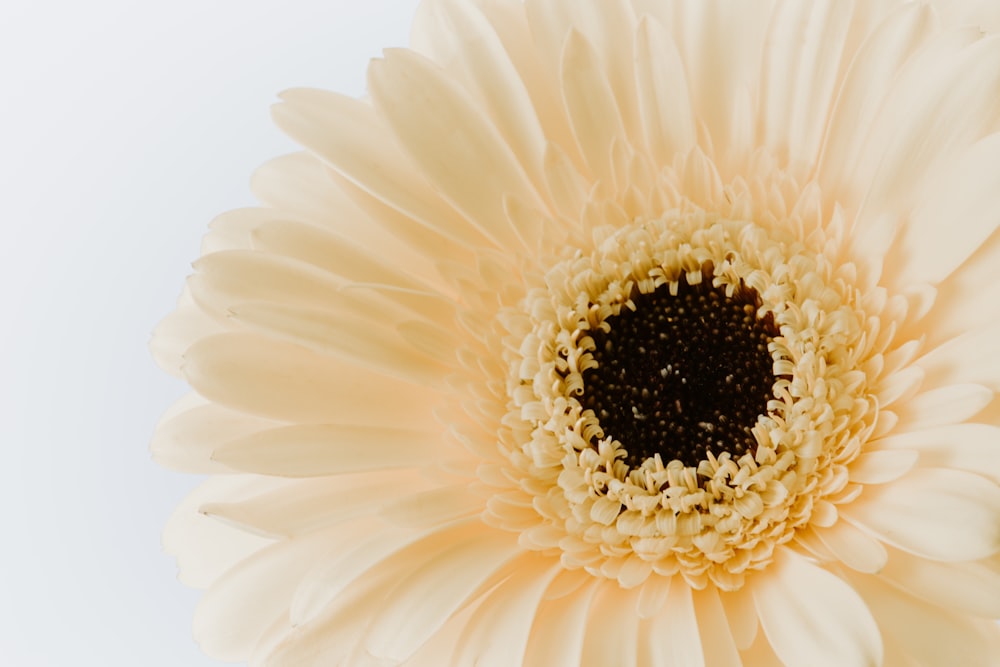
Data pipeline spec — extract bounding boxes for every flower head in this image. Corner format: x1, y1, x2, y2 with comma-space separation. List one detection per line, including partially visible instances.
153, 0, 1000, 664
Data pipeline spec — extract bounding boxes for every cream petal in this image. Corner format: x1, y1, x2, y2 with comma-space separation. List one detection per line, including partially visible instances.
918, 228, 1000, 350
880, 548, 1000, 618
692, 587, 741, 667
893, 383, 994, 430
851, 32, 1000, 264
843, 467, 1000, 561
450, 554, 562, 667
473, 0, 583, 172
847, 450, 918, 485
757, 0, 854, 170
200, 473, 433, 538
869, 423, 1000, 486
752, 549, 882, 667
201, 207, 277, 254
368, 49, 546, 251
582, 583, 639, 667
380, 485, 487, 530
151, 398, 280, 473
522, 574, 596, 667
416, 0, 548, 194
646, 0, 772, 174
149, 284, 229, 378
163, 476, 276, 589
249, 218, 439, 295
636, 574, 670, 619
190, 249, 420, 327
885, 132, 1000, 289
288, 521, 427, 628
559, 29, 627, 184
541, 140, 590, 224
873, 364, 924, 408
194, 526, 341, 661
361, 527, 523, 661
182, 332, 439, 427
818, 2, 936, 210
633, 16, 696, 166
814, 520, 888, 574
210, 424, 457, 478
849, 570, 999, 667
720, 586, 758, 651
249, 152, 347, 225
272, 90, 489, 250
916, 322, 1000, 393
639, 581, 705, 667
227, 301, 449, 387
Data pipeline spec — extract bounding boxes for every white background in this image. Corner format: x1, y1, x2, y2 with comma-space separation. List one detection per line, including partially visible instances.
0, 1, 419, 664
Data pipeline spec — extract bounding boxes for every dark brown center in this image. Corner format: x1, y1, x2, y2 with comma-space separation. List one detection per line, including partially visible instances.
581, 276, 778, 468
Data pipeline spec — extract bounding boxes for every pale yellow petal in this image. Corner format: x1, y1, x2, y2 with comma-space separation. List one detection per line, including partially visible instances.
843, 467, 1000, 562
182, 332, 439, 427
752, 549, 882, 667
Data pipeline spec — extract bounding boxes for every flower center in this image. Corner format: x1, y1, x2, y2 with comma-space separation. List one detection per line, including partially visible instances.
581, 275, 778, 468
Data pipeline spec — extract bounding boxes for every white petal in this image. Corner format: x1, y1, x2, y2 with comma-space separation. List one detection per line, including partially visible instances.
380, 486, 486, 530
633, 16, 696, 165
421, 0, 548, 188
815, 520, 888, 574
752, 549, 882, 667
880, 548, 1000, 617
916, 322, 1000, 392
362, 526, 523, 661
692, 587, 741, 667
639, 580, 705, 667
885, 132, 1000, 288
720, 586, 758, 650
368, 49, 545, 251
918, 229, 1000, 350
843, 467, 1000, 561
201, 473, 433, 539
522, 573, 596, 667
210, 424, 456, 477
847, 450, 918, 485
893, 383, 994, 429
150, 284, 229, 378
228, 301, 449, 387
271, 91, 486, 249
450, 554, 562, 667
194, 527, 341, 661
659, 0, 771, 173
182, 332, 439, 427
870, 423, 1000, 486
559, 29, 627, 183
850, 570, 999, 666
757, 0, 854, 169
818, 2, 936, 211
164, 476, 276, 589
581, 583, 639, 667
151, 398, 278, 473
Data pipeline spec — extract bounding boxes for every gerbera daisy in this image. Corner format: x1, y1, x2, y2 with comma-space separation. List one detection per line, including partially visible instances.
152, 0, 1000, 664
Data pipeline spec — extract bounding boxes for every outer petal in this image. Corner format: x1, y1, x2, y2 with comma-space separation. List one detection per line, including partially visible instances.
842, 468, 1000, 562
751, 549, 882, 667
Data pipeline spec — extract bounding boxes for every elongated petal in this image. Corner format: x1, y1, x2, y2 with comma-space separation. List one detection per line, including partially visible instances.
182, 333, 438, 426
871, 423, 1000, 485
369, 49, 545, 251
880, 548, 1000, 618
843, 468, 1000, 561
752, 549, 882, 667
211, 424, 456, 477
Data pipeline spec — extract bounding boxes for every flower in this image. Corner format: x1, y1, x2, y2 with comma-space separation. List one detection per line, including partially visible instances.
152, 0, 1000, 664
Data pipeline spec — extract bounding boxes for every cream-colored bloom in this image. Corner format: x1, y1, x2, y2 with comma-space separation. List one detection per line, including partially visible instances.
153, 1, 1000, 664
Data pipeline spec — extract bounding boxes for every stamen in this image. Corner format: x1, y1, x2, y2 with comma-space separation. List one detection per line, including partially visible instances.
581, 272, 778, 468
